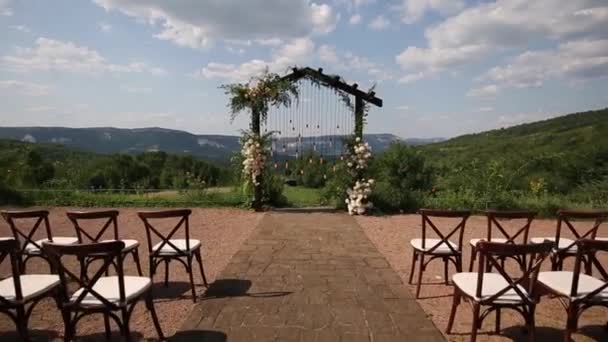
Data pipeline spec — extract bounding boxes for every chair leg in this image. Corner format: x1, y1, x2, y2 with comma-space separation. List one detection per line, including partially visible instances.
195, 250, 208, 287
408, 250, 417, 284
146, 292, 165, 340
495, 308, 501, 334
164, 258, 170, 287
415, 254, 425, 298
149, 257, 155, 280
469, 246, 476, 272
527, 305, 536, 342
187, 255, 197, 302
471, 303, 481, 342
121, 308, 132, 342
103, 313, 111, 340
446, 289, 460, 333
16, 306, 29, 341
565, 306, 577, 342
132, 249, 143, 276
443, 257, 449, 285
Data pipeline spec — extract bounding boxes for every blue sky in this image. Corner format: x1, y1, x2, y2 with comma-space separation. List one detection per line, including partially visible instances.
0, 0, 607, 138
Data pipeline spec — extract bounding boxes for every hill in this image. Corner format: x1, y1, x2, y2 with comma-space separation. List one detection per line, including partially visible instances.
422, 108, 608, 164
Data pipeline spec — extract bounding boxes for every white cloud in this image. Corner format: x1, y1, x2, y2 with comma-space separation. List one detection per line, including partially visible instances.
398, 72, 425, 84
478, 106, 494, 112
25, 106, 56, 112
368, 15, 390, 31
0, 0, 12, 16
466, 84, 499, 98
349, 14, 362, 25
397, 0, 464, 24
0, 80, 52, 96
2, 37, 167, 76
120, 85, 152, 93
93, 0, 339, 49
197, 38, 315, 82
482, 39, 608, 88
396, 105, 410, 110
318, 44, 339, 64
98, 22, 112, 32
9, 25, 30, 33
395, 0, 608, 81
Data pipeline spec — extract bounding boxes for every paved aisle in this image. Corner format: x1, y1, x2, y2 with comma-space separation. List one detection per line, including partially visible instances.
177, 212, 444, 341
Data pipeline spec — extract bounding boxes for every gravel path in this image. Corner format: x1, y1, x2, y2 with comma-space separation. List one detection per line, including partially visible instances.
356, 214, 608, 342
0, 207, 263, 341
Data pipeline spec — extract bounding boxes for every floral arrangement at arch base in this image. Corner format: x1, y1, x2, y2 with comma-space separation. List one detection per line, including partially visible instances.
344, 137, 374, 215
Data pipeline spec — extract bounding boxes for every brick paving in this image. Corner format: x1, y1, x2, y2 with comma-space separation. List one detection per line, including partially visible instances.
176, 212, 445, 342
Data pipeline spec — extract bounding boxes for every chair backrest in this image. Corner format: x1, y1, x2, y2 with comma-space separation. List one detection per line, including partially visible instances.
0, 239, 23, 304
138, 209, 192, 256
42, 241, 125, 310
571, 239, 608, 301
475, 241, 553, 305
555, 209, 607, 251
66, 210, 120, 243
484, 210, 537, 244
418, 209, 471, 253
1, 210, 52, 254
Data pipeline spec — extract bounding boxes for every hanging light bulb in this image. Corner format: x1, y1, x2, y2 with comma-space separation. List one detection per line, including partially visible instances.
285, 161, 289, 169
306, 124, 309, 128
323, 174, 327, 179
289, 119, 292, 123
332, 165, 336, 172
274, 163, 278, 169
340, 155, 344, 161
309, 158, 313, 164
319, 157, 324, 164
317, 124, 320, 129
300, 169, 304, 175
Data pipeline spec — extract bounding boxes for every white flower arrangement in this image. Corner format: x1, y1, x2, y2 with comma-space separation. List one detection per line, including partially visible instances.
346, 137, 372, 173
241, 136, 267, 186
345, 178, 375, 215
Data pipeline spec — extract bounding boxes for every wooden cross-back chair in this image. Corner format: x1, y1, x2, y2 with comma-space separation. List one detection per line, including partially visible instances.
138, 209, 208, 302
67, 210, 143, 278
43, 241, 164, 342
0, 239, 61, 341
1, 210, 78, 273
468, 210, 537, 272
409, 209, 471, 298
447, 241, 553, 342
538, 239, 608, 341
531, 209, 607, 273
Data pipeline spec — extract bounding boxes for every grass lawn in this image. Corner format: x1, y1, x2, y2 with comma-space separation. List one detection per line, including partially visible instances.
283, 186, 324, 207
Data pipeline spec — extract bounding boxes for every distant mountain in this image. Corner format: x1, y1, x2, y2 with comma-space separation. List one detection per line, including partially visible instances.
0, 127, 437, 162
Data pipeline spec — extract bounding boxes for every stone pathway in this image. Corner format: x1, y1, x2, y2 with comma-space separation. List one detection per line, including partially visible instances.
176, 212, 444, 341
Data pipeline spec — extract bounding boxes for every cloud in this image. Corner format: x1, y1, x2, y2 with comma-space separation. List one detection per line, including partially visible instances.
196, 38, 315, 82
466, 84, 499, 98
2, 37, 167, 76
0, 80, 52, 96
98, 22, 112, 32
9, 25, 30, 33
396, 105, 410, 110
478, 106, 494, 112
368, 15, 389, 31
318, 45, 394, 82
349, 14, 362, 25
395, 0, 608, 81
482, 39, 608, 88
93, 0, 339, 49
120, 85, 152, 93
25, 106, 56, 112
398, 72, 425, 84
0, 0, 12, 16
397, 0, 464, 24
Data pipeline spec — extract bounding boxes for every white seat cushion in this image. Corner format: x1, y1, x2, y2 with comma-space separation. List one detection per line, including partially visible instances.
100, 239, 139, 251
0, 274, 60, 302
530, 237, 577, 251
453, 272, 528, 304
152, 239, 201, 255
596, 237, 608, 241
538, 271, 608, 300
469, 238, 508, 247
0, 237, 13, 241
71, 276, 151, 307
24, 237, 79, 253
410, 238, 459, 254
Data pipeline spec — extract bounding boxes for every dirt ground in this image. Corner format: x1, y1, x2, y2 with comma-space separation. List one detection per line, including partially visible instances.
0, 207, 263, 341
357, 214, 608, 342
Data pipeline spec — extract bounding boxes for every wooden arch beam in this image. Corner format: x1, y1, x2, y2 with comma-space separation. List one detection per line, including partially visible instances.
282, 67, 383, 107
